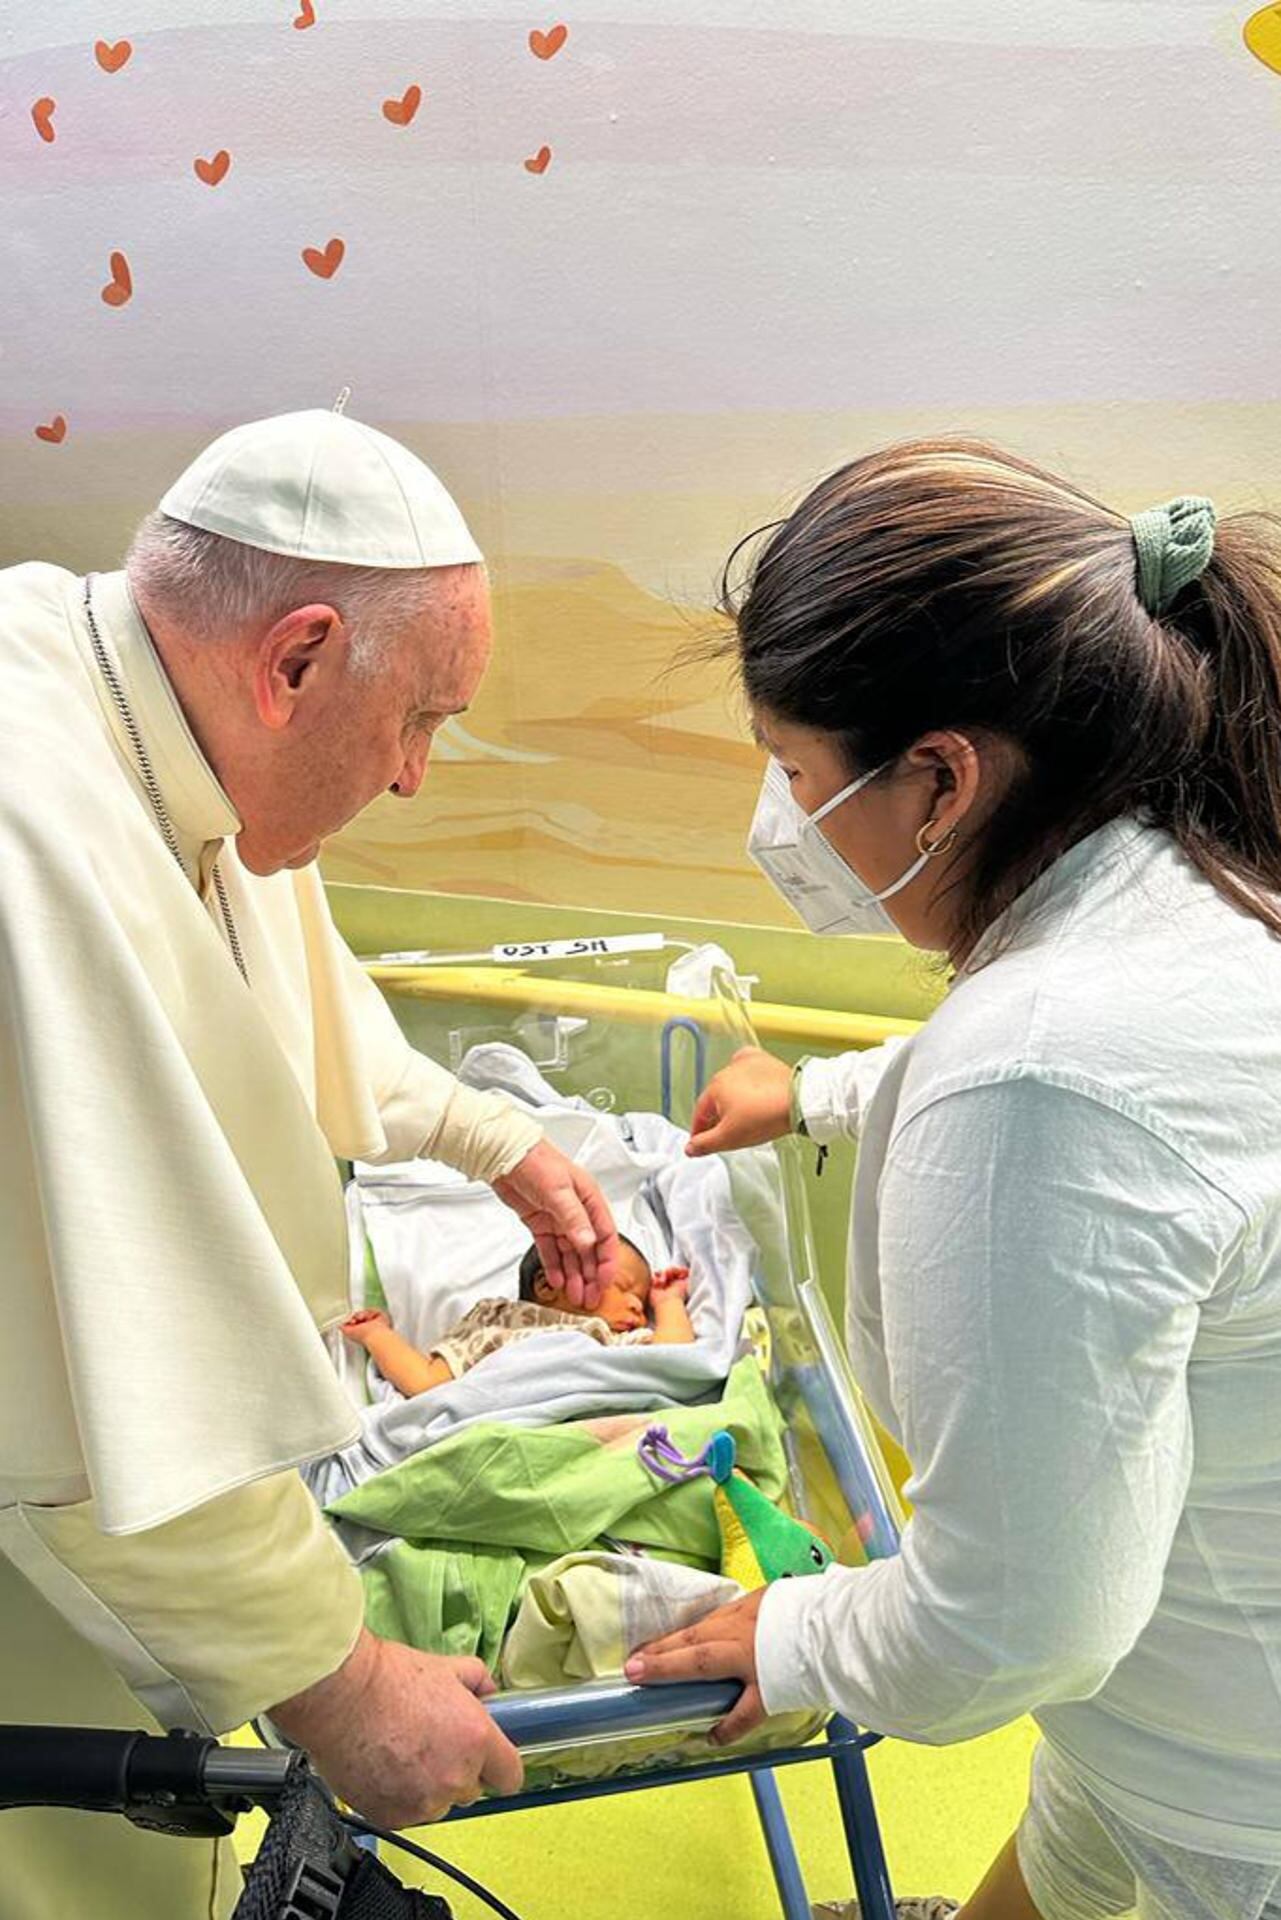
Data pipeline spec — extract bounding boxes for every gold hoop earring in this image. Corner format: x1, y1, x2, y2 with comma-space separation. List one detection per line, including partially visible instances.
916, 821, 958, 858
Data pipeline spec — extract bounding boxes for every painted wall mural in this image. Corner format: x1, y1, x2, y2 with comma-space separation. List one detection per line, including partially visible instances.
1245, 4, 1281, 73
3, 3, 1280, 923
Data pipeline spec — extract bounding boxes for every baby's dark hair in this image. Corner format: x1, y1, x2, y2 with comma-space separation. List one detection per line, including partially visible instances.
518, 1235, 646, 1302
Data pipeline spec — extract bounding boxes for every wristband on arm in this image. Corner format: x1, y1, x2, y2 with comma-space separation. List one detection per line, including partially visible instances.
790, 1057, 829, 1178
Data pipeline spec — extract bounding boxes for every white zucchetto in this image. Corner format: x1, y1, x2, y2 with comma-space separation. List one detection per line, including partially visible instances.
159, 409, 482, 569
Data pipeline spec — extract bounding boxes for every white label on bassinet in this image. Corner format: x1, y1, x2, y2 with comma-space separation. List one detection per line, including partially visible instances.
492, 932, 666, 964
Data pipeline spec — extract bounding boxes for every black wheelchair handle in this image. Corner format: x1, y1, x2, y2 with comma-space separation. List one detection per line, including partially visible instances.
0, 1725, 303, 1836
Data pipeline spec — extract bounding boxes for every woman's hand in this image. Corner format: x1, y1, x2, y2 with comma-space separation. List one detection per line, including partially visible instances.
624, 1588, 768, 1744
685, 1048, 793, 1158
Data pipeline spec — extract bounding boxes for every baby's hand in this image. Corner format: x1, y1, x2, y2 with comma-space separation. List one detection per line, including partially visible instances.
651, 1267, 690, 1302
341, 1308, 391, 1347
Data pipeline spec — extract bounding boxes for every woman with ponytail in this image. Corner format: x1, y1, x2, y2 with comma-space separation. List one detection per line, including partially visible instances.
626, 445, 1281, 1920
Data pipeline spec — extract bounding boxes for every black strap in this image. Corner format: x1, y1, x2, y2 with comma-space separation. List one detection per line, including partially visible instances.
339, 1852, 452, 1920
233, 1770, 450, 1920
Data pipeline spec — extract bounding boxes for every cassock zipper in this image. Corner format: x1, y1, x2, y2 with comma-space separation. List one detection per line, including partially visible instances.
82, 576, 250, 987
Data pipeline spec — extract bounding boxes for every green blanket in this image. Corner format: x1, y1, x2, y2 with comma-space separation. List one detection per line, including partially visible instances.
326, 1358, 785, 1667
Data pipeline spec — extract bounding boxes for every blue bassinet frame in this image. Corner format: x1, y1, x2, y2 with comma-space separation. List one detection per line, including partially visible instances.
464, 1688, 896, 1920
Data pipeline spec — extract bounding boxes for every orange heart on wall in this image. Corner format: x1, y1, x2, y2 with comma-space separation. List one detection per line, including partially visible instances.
382, 85, 422, 126
524, 145, 553, 174
529, 24, 568, 59
35, 416, 68, 444
31, 98, 57, 143
294, 0, 316, 28
302, 237, 345, 278
194, 150, 231, 186
101, 251, 133, 306
95, 39, 132, 72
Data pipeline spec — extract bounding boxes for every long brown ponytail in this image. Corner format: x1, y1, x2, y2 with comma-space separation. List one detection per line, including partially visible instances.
1159, 513, 1281, 920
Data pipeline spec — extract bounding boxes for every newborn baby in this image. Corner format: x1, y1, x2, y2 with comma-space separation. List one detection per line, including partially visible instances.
342, 1235, 695, 1399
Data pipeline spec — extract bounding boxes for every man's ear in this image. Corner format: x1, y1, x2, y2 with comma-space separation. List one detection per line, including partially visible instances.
252, 603, 346, 731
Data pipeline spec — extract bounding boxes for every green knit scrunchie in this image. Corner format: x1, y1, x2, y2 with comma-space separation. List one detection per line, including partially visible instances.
1129, 495, 1217, 617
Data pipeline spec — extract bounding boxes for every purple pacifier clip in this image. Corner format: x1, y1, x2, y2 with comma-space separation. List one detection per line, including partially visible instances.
637, 1425, 711, 1485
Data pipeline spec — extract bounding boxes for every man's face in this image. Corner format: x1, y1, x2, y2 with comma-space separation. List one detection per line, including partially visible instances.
234, 565, 493, 875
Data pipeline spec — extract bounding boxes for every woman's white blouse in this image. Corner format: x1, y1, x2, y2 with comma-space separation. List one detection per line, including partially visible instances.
757, 820, 1281, 1863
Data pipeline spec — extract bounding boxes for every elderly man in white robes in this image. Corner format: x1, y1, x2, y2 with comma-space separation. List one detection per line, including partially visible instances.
0, 408, 620, 1918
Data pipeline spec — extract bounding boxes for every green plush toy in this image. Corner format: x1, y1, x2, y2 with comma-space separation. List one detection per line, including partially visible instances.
638, 1426, 833, 1589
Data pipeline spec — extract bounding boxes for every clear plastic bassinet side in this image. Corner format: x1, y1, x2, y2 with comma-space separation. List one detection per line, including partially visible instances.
701, 961, 904, 1567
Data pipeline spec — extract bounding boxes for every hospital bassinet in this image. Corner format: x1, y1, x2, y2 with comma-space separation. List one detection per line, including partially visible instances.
360, 934, 907, 1920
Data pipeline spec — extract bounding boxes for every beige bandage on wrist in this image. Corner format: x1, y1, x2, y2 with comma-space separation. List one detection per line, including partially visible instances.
426, 1081, 542, 1185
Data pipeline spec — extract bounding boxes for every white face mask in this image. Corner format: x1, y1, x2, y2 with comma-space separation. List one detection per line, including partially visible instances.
747, 757, 932, 936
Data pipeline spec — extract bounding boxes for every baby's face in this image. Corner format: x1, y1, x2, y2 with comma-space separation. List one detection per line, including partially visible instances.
534, 1240, 652, 1332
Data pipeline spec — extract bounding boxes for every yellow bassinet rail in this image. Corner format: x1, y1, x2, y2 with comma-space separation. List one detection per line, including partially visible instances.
366, 963, 920, 1052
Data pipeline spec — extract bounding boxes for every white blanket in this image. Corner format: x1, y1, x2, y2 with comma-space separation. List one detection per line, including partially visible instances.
305, 1046, 757, 1507
500, 1551, 742, 1689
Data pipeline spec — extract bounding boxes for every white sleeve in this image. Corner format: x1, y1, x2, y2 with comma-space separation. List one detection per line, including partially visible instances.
795, 1040, 909, 1145
756, 1075, 1235, 1742
1, 1472, 365, 1736
334, 933, 542, 1183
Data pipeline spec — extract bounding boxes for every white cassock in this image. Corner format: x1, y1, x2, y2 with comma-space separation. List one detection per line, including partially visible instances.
0, 561, 542, 1916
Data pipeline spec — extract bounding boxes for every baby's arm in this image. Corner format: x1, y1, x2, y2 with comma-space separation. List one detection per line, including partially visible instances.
649, 1268, 696, 1345
341, 1310, 454, 1397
